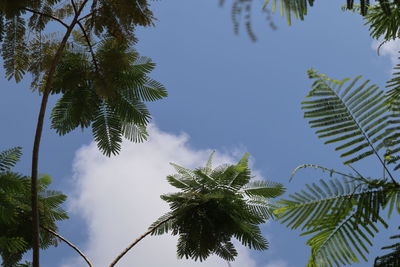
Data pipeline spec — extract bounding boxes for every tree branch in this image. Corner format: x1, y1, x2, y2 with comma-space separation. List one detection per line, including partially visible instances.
22, 7, 69, 28
70, 0, 79, 14
77, 21, 100, 75
43, 227, 93, 267
109, 216, 174, 267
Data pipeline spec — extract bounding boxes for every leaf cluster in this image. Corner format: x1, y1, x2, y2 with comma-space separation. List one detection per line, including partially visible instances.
150, 153, 285, 262
50, 37, 167, 156
276, 174, 399, 266
0, 0, 157, 83
275, 70, 400, 266
0, 147, 68, 266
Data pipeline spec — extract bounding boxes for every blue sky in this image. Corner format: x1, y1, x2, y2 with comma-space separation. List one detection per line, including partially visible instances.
1, 0, 399, 266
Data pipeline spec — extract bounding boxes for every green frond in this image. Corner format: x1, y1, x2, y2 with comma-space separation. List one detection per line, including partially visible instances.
243, 180, 285, 198
121, 122, 148, 143
217, 153, 251, 188
131, 56, 155, 74
112, 93, 151, 126
303, 69, 389, 165
92, 101, 122, 156
1, 15, 28, 82
275, 176, 391, 266
153, 153, 284, 262
264, 0, 313, 25
364, 3, 400, 42
49, 41, 165, 157
203, 151, 215, 175
213, 241, 237, 261
28, 3, 53, 31
374, 226, 400, 267
149, 212, 175, 235
384, 186, 400, 218
170, 163, 196, 179
0, 147, 22, 171
51, 87, 98, 135
0, 148, 67, 265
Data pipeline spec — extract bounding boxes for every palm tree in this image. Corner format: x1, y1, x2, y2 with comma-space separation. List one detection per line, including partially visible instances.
274, 70, 400, 266
110, 152, 285, 266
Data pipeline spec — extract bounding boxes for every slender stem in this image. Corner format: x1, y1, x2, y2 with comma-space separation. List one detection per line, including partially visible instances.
30, 1, 90, 266
43, 227, 94, 267
109, 216, 173, 267
77, 21, 100, 74
22, 7, 69, 28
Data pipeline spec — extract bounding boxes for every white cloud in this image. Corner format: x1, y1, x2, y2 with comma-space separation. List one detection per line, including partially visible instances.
63, 124, 259, 267
371, 39, 400, 65
264, 259, 288, 267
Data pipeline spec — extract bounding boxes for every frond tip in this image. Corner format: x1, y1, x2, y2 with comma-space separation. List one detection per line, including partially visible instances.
151, 153, 284, 262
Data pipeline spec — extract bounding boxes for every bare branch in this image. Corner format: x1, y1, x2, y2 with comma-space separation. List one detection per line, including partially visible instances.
109, 216, 174, 267
43, 227, 93, 267
70, 0, 78, 14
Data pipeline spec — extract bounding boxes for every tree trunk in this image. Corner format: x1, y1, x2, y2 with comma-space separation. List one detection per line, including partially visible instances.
30, 1, 89, 263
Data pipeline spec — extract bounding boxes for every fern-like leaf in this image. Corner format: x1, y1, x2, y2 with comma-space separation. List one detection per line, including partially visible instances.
303, 69, 390, 165
92, 101, 122, 156
275, 177, 390, 266
1, 16, 28, 82
0, 147, 22, 171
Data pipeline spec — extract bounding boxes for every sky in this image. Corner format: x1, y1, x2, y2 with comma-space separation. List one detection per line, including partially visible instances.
1, 0, 400, 266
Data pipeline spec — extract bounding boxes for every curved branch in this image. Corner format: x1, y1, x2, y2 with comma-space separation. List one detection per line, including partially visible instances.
43, 227, 93, 267
109, 216, 174, 267
22, 7, 68, 28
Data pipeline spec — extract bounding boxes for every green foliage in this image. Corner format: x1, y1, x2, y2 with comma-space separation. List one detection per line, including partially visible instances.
303, 69, 389, 165
275, 69, 400, 266
1, 16, 28, 82
50, 38, 166, 156
0, 147, 68, 266
362, 3, 400, 41
150, 153, 285, 262
0, 1, 166, 156
0, 147, 22, 171
265, 0, 400, 25
275, 172, 397, 266
87, 0, 155, 43
374, 226, 400, 266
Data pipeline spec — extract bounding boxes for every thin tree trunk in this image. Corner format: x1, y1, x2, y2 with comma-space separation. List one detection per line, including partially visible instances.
30, 1, 89, 265
43, 227, 94, 267
109, 216, 173, 267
